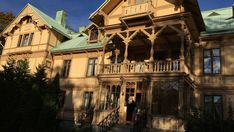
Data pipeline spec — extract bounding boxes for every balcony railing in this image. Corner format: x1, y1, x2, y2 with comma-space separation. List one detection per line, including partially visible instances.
154, 60, 180, 72
103, 64, 123, 74
100, 60, 182, 74
123, 2, 153, 17
127, 62, 150, 73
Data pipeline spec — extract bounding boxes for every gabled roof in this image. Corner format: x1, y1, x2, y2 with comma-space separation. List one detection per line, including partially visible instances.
89, 0, 122, 19
1, 3, 72, 39
51, 33, 102, 53
89, 0, 109, 19
201, 6, 234, 36
28, 4, 72, 38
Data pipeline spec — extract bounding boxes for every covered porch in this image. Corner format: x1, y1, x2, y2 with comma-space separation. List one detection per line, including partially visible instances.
99, 22, 191, 75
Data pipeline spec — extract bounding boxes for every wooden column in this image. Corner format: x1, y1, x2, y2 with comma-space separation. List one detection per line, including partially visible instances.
119, 80, 126, 124
147, 80, 154, 128
99, 40, 107, 73
114, 49, 120, 64
149, 37, 155, 62
180, 34, 185, 72
123, 39, 130, 63
123, 39, 130, 73
94, 81, 103, 123
149, 36, 156, 72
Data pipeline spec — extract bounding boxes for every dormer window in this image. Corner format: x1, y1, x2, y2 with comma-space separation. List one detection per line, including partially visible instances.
89, 27, 99, 42
17, 33, 34, 47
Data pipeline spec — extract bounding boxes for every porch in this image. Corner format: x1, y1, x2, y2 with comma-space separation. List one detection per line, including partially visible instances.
99, 22, 191, 75
95, 77, 194, 132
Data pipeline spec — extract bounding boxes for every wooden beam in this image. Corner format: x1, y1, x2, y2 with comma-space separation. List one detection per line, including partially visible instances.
168, 25, 184, 35
155, 26, 167, 36
120, 18, 129, 28
99, 10, 108, 18
141, 28, 152, 38
116, 32, 127, 41
129, 30, 140, 40
106, 33, 116, 42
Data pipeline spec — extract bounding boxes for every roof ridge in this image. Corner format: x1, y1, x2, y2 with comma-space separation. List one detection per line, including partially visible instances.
27, 3, 51, 27
28, 3, 72, 38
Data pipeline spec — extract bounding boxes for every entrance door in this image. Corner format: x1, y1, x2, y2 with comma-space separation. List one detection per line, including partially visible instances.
125, 87, 135, 121
125, 81, 143, 122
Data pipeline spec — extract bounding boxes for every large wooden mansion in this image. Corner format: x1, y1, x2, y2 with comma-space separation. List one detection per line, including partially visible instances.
1, 0, 234, 131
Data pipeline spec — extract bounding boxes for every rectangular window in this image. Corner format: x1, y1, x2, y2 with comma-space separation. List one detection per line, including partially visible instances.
28, 33, 34, 46
61, 60, 71, 78
17, 33, 34, 47
17, 35, 22, 47
90, 29, 98, 41
204, 95, 223, 119
22, 34, 29, 46
203, 49, 221, 74
87, 58, 97, 77
84, 92, 93, 110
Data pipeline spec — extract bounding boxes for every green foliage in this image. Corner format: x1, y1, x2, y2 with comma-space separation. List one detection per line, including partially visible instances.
0, 11, 15, 32
0, 58, 62, 132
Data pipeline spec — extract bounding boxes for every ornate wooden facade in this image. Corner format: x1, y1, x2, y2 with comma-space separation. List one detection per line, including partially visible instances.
1, 1, 234, 131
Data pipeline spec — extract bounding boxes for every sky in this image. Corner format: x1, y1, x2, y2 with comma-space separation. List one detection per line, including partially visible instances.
0, 0, 234, 31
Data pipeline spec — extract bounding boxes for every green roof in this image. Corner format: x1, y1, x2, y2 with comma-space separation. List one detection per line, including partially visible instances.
28, 3, 72, 38
51, 33, 103, 53
201, 6, 234, 36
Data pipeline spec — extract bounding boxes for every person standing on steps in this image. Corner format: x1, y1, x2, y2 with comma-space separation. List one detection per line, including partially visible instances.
126, 97, 136, 123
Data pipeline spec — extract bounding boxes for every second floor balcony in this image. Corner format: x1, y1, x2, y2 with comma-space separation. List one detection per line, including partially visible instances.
100, 59, 182, 74
122, 2, 154, 18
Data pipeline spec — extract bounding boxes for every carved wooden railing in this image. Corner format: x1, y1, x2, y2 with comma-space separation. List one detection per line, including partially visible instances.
97, 107, 120, 132
127, 62, 150, 73
153, 60, 180, 72
123, 1, 153, 17
103, 64, 122, 74
100, 60, 182, 74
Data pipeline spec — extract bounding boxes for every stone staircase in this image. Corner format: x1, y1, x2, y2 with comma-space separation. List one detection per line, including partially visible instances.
108, 124, 133, 132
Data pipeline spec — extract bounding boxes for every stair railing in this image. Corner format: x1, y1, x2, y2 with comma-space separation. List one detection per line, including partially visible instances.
97, 106, 120, 132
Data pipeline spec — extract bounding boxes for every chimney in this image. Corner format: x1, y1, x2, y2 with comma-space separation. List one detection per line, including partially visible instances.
79, 26, 86, 33
56, 10, 67, 27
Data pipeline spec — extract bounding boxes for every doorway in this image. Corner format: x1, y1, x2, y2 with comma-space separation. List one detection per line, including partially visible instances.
125, 87, 136, 121
125, 81, 143, 122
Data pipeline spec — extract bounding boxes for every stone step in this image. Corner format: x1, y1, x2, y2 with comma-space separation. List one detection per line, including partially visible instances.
108, 124, 133, 132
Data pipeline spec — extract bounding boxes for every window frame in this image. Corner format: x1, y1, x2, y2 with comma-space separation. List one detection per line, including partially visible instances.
204, 95, 223, 119
86, 58, 98, 77
61, 60, 71, 78
22, 33, 30, 46
28, 33, 34, 46
17, 33, 34, 47
203, 48, 221, 75
17, 35, 23, 47
89, 27, 99, 42
83, 91, 93, 110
